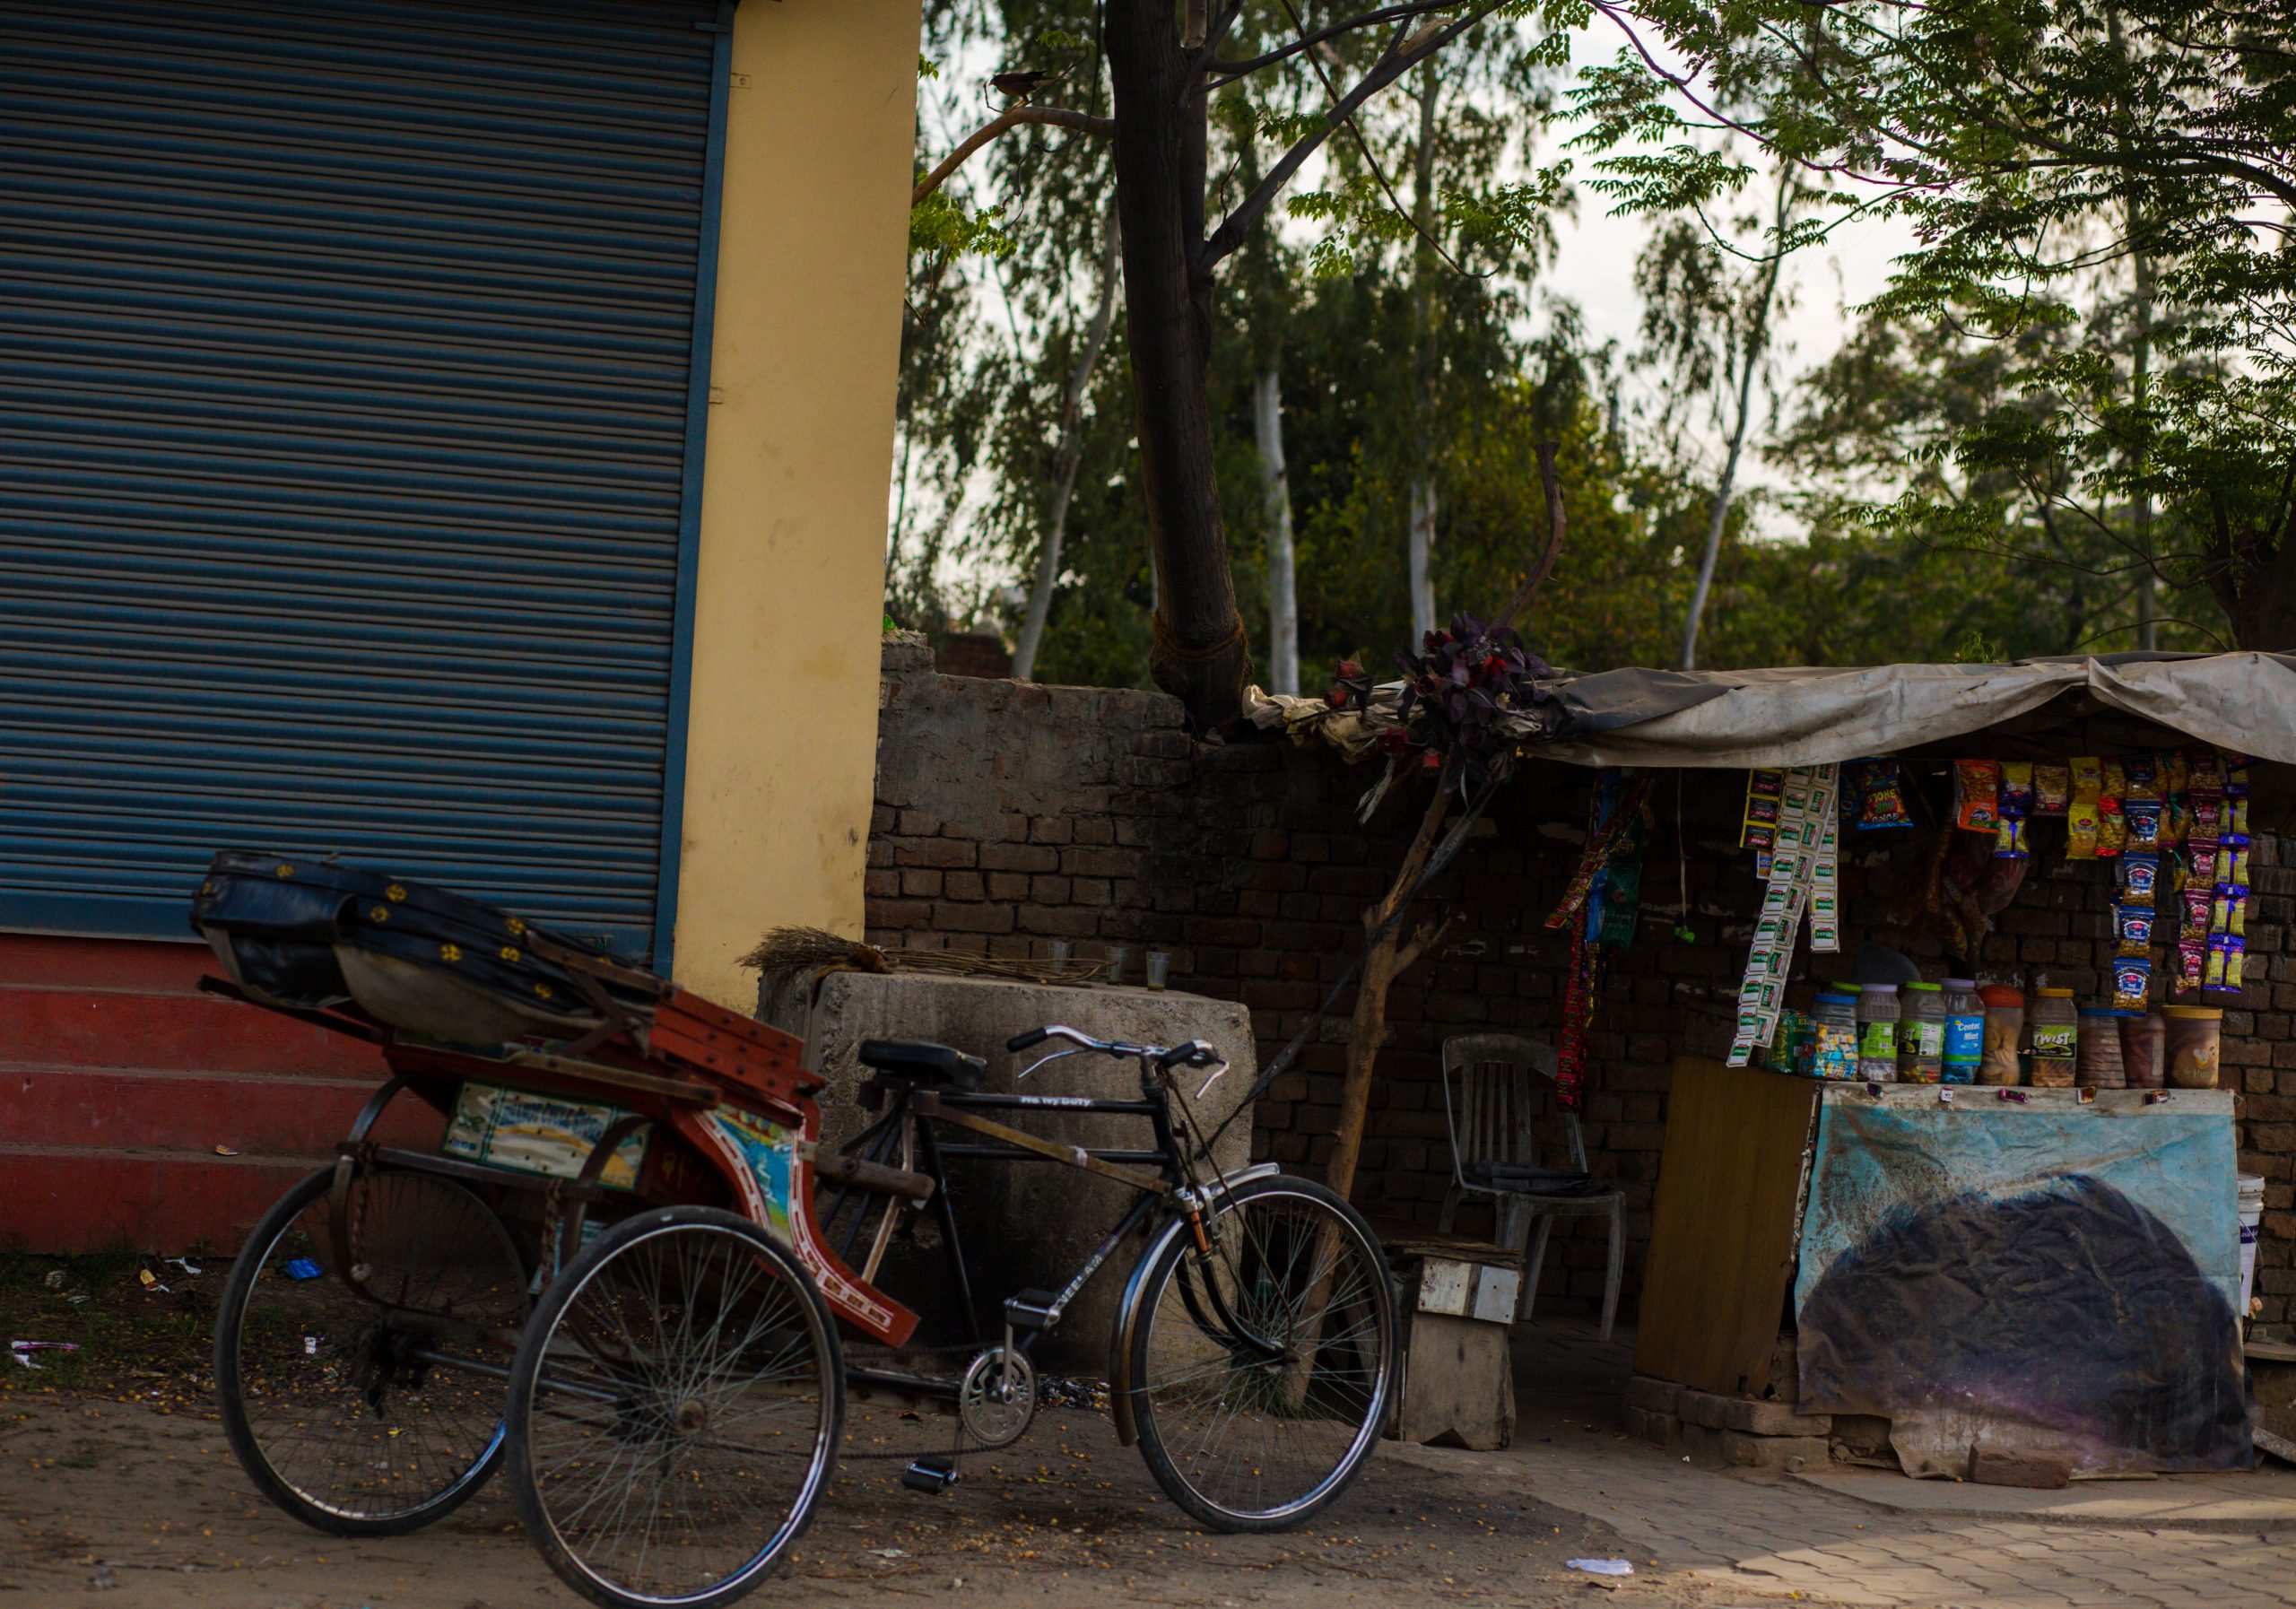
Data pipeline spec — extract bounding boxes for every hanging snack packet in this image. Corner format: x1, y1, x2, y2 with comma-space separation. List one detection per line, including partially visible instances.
2205, 935, 2231, 990
2231, 889, 2249, 938
2067, 758, 2103, 858
1742, 769, 1783, 852
2231, 796, 2251, 836
2227, 753, 2251, 796
2161, 750, 2191, 845
2125, 800, 2163, 847
2097, 760, 2127, 857
2113, 956, 2152, 1012
2034, 764, 2071, 817
1994, 817, 2030, 859
2115, 903, 2155, 956
1955, 759, 2002, 831
2188, 745, 2225, 796
2122, 752, 2160, 802
2120, 849, 2161, 907
1843, 759, 1911, 830
1998, 761, 2037, 819
2183, 886, 2213, 942
2227, 936, 2248, 993
2178, 936, 2206, 995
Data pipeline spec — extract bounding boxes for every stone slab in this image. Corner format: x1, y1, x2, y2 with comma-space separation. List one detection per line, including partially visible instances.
1793, 1465, 2296, 1527
763, 969, 1258, 1366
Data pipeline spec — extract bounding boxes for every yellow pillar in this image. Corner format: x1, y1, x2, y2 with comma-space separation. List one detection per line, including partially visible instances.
670, 0, 922, 1008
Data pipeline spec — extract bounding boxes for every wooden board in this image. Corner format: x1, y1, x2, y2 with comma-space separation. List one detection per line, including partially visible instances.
1397, 1310, 1517, 1450
1632, 1056, 1821, 1397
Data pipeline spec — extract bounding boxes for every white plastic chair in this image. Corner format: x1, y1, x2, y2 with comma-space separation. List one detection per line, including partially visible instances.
1437, 1032, 1625, 1339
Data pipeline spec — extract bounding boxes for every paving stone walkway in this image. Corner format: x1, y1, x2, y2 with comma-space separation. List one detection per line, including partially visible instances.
1396, 1319, 2296, 1608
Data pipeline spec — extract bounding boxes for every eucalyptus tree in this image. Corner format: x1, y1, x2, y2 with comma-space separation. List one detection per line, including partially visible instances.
1570, 0, 2296, 647
915, 0, 1571, 726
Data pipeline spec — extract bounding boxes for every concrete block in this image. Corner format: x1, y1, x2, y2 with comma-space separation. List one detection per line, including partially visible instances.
1624, 1377, 1684, 1421
1718, 1397, 1832, 1438
765, 969, 1258, 1367
1715, 1431, 1830, 1472
1622, 1405, 1680, 1447
1969, 1446, 2071, 1489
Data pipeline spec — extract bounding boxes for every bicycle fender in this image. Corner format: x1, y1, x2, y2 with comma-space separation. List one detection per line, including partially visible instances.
1106, 1163, 1282, 1446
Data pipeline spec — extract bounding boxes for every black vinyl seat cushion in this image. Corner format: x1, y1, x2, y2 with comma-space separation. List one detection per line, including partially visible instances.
858, 1039, 986, 1091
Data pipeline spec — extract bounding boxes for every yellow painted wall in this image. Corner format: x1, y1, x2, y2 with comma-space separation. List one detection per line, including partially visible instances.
670, 0, 923, 1008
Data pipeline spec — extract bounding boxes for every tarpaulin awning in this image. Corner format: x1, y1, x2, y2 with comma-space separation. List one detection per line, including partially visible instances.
1245, 652, 2296, 770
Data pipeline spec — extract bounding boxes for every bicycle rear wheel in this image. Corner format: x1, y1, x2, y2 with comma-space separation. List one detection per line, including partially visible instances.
1126, 1175, 1397, 1532
506, 1205, 843, 1609
214, 1164, 526, 1535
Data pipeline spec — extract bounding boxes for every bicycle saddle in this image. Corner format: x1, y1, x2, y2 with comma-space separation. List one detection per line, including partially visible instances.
857, 1039, 986, 1091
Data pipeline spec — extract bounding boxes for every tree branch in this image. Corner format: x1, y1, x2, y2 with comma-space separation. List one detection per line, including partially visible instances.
1492, 441, 1568, 631
1208, 1, 1457, 83
1200, 0, 1505, 270
912, 105, 1117, 205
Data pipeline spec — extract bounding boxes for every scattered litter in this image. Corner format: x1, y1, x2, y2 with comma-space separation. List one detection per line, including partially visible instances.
137, 1269, 170, 1294
284, 1258, 324, 1281
88, 1566, 117, 1590
863, 1548, 909, 1561
304, 1336, 320, 1355
167, 1257, 203, 1276
10, 1340, 78, 1370
42, 1269, 65, 1290
213, 1144, 240, 1156
1568, 1559, 1634, 1577
64, 1293, 88, 1305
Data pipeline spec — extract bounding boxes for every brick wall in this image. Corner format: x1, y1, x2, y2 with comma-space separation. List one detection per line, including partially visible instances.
864, 642, 2295, 1337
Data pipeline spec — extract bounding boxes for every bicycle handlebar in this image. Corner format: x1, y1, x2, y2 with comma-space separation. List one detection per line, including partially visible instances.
1004, 1023, 1219, 1069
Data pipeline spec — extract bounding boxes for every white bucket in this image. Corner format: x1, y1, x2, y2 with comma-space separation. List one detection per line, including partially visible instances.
2239, 1174, 2266, 1323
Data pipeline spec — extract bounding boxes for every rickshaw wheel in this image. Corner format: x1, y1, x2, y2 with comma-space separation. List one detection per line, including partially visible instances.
506, 1205, 844, 1609
215, 1164, 526, 1535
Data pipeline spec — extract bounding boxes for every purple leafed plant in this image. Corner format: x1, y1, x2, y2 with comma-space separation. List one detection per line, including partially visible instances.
1327, 613, 1553, 788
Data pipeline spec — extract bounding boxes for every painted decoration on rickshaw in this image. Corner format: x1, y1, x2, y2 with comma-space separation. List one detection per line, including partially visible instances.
704, 1108, 798, 1245
442, 1082, 650, 1192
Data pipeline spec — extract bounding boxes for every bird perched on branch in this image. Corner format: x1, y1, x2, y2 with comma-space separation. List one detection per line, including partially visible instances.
990, 67, 1062, 100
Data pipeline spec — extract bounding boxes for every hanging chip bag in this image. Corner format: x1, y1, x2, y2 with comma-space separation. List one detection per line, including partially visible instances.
1955, 759, 2001, 831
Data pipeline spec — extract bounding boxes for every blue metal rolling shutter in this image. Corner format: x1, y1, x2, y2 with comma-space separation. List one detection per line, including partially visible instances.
0, 0, 728, 963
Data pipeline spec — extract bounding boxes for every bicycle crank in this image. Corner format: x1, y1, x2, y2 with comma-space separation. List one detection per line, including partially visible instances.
957, 1345, 1036, 1449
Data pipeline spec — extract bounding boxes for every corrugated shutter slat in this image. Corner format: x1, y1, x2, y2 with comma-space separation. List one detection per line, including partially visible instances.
0, 0, 721, 959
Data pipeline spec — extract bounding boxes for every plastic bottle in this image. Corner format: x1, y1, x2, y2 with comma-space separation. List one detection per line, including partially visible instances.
1898, 981, 1946, 1083
1940, 978, 1984, 1085
1811, 992, 1859, 1080
2027, 987, 2079, 1087
1856, 982, 1900, 1083
1979, 985, 2025, 1086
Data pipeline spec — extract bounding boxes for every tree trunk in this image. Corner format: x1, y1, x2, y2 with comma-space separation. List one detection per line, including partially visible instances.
2129, 230, 2158, 651
1105, 0, 1249, 727
1679, 169, 1791, 672
1013, 203, 1123, 683
1406, 60, 1441, 642
1253, 366, 1300, 695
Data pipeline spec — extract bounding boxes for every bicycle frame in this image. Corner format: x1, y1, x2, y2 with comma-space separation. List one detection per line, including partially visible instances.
830, 1072, 1274, 1409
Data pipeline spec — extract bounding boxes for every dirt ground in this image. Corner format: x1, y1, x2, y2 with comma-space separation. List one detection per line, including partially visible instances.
0, 1253, 1684, 1609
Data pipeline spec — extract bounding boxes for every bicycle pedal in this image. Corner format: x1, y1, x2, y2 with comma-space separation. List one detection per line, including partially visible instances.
1003, 1289, 1059, 1332
900, 1457, 960, 1494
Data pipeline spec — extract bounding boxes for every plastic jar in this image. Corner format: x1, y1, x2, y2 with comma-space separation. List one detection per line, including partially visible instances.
1898, 981, 1946, 1083
1811, 993, 1859, 1080
2076, 1007, 2126, 1088
2027, 987, 2079, 1087
2163, 1005, 2223, 1089
1940, 978, 1984, 1084
2118, 1011, 2166, 1090
1857, 983, 1900, 1082
1979, 985, 2025, 1086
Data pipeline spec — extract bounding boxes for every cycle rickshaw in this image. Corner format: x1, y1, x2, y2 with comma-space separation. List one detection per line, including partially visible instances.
193, 851, 1398, 1609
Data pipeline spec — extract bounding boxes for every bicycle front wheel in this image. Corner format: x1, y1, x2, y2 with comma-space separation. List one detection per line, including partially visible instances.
1126, 1174, 1397, 1532
506, 1205, 843, 1609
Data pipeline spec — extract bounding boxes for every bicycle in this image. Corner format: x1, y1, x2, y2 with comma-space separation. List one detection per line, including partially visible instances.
818, 1024, 1399, 1532
193, 852, 1397, 1609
